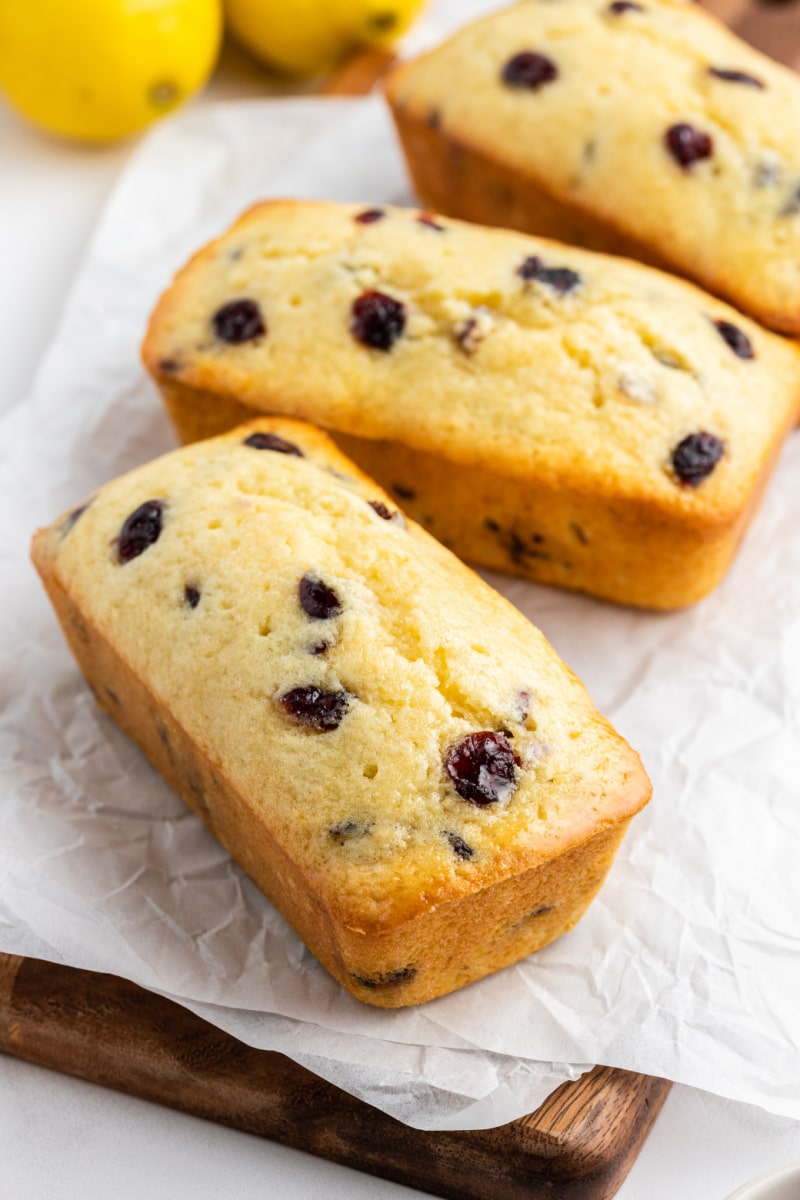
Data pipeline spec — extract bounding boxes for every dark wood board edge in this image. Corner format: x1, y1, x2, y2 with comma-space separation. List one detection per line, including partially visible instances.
0, 954, 670, 1200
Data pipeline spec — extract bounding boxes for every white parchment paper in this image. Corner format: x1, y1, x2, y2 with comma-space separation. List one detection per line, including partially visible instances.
1, 96, 799, 1129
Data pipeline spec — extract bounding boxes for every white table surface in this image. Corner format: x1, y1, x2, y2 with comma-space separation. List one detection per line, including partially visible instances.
2, 5, 799, 1196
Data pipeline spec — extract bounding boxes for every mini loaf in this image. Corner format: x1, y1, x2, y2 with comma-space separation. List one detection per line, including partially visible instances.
385, 0, 800, 334
31, 418, 651, 1007
142, 201, 800, 609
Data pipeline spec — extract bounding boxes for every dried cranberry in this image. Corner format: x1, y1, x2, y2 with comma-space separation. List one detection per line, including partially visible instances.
279, 686, 352, 730
517, 256, 581, 294
350, 291, 406, 351
708, 67, 764, 89
243, 431, 304, 456
607, 1, 644, 11
665, 123, 713, 169
184, 584, 201, 608
671, 432, 725, 486
445, 832, 475, 860
445, 732, 519, 806
416, 211, 445, 231
369, 500, 406, 526
713, 319, 755, 360
117, 500, 164, 564
502, 51, 558, 91
212, 299, 266, 344
299, 573, 342, 620
355, 208, 385, 224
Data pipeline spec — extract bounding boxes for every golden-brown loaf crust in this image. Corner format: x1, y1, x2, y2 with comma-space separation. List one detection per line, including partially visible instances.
385, 0, 800, 333
142, 200, 800, 609
31, 417, 650, 1007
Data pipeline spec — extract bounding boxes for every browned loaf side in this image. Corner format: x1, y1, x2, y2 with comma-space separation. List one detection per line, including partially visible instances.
31, 417, 651, 1007
142, 200, 800, 609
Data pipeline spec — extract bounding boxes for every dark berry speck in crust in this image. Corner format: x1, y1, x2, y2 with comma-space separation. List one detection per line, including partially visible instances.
184, 584, 201, 609
501, 51, 558, 91
444, 831, 475, 860
243, 431, 304, 456
446, 732, 519, 806
392, 483, 416, 501
517, 256, 581, 294
350, 966, 416, 990
61, 500, 92, 535
329, 819, 372, 844
665, 123, 713, 169
117, 500, 164, 564
350, 291, 406, 351
456, 316, 482, 354
212, 298, 266, 344
299, 573, 342, 620
713, 319, 754, 360
355, 208, 385, 225
279, 686, 352, 731
671, 431, 725, 486
780, 186, 800, 217
416, 211, 445, 231
708, 67, 764, 89
369, 499, 406, 526
607, 1, 644, 12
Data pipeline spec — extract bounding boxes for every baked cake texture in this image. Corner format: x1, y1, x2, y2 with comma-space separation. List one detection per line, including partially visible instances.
142, 200, 800, 609
31, 418, 650, 1007
385, 0, 800, 334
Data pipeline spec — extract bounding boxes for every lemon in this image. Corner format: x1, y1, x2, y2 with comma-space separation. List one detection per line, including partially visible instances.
0, 0, 222, 143
224, 0, 426, 79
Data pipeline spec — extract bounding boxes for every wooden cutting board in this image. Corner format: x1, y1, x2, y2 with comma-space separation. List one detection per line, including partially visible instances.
0, 953, 670, 1200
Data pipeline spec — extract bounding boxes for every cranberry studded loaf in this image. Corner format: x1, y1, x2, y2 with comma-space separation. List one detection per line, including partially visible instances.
31, 418, 650, 1007
142, 201, 800, 609
385, 0, 800, 334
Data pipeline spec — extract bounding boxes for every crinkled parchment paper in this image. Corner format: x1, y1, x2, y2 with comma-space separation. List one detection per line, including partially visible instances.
1, 96, 799, 1129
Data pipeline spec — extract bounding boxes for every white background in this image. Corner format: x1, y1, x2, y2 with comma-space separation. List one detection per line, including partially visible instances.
1, 2, 799, 1195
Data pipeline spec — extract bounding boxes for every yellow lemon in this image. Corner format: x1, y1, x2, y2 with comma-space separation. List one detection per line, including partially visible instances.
0, 0, 222, 143
224, 0, 426, 79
